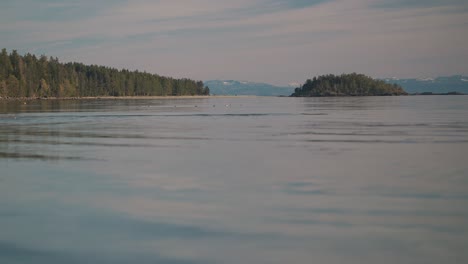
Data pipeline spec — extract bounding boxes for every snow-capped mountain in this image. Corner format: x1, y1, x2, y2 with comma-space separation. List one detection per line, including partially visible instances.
204, 80, 294, 96
288, 82, 302, 88
205, 75, 468, 96
383, 75, 468, 94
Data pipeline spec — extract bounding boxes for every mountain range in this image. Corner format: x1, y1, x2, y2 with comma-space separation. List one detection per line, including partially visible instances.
205, 76, 468, 96
383, 75, 468, 94
204, 80, 294, 96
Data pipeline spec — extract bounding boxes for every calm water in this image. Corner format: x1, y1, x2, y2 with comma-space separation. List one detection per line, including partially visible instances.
1, 96, 468, 264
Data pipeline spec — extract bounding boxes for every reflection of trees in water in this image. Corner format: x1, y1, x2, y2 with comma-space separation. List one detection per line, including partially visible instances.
0, 98, 209, 161
0, 121, 67, 161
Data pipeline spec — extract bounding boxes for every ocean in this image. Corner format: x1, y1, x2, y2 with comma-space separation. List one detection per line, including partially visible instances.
1, 96, 467, 264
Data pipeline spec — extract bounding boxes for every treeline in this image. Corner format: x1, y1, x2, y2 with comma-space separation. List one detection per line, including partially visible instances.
291, 73, 407, 97
0, 49, 210, 98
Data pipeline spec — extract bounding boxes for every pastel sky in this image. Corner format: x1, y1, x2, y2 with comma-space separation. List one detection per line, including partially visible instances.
1, 0, 467, 85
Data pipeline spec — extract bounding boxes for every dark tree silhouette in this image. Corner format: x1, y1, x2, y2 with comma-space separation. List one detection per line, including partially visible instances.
291, 73, 407, 97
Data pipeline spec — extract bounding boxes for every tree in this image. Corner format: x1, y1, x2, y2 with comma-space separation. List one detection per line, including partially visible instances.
203, 86, 210, 95
0, 80, 6, 97
0, 48, 12, 80
6, 75, 20, 97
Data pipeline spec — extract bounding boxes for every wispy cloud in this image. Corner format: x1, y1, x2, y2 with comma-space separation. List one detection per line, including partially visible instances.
0, 0, 467, 84
373, 0, 468, 9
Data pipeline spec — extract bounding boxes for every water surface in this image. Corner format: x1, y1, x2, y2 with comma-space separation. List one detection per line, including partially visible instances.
1, 96, 468, 264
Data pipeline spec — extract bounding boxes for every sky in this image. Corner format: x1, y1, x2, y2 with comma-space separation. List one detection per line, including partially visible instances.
1, 0, 467, 85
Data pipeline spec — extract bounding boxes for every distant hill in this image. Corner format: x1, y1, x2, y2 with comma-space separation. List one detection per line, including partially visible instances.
291, 73, 407, 97
383, 75, 468, 94
205, 80, 294, 96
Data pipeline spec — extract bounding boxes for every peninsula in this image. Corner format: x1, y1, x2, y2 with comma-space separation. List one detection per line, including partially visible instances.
0, 49, 209, 99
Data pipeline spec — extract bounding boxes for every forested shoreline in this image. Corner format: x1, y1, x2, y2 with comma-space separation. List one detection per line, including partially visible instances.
0, 49, 209, 98
291, 73, 407, 97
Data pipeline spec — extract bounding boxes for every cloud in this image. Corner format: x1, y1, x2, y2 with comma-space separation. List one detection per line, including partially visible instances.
0, 241, 206, 264
373, 0, 468, 9
0, 0, 467, 85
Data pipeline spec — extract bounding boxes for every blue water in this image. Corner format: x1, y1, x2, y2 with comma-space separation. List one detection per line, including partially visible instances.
1, 96, 468, 264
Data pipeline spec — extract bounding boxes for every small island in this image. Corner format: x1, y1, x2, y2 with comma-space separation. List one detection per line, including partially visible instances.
291, 73, 407, 97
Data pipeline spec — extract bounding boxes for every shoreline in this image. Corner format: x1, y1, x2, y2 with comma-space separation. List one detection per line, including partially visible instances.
1, 94, 465, 101
0, 95, 254, 101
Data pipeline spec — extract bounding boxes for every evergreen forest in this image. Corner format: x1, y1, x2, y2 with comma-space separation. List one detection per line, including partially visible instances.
0, 49, 210, 98
291, 73, 407, 97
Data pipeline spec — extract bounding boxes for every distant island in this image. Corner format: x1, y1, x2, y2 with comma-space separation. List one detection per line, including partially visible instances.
291, 73, 407, 97
0, 49, 209, 99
